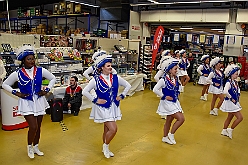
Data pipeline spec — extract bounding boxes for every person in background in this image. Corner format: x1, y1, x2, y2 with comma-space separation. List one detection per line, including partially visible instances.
83, 50, 117, 80
220, 64, 243, 139
207, 57, 224, 116
187, 52, 194, 82
82, 53, 131, 158
62, 76, 82, 116
177, 49, 190, 93
2, 45, 56, 159
0, 57, 6, 108
197, 55, 211, 101
153, 58, 185, 145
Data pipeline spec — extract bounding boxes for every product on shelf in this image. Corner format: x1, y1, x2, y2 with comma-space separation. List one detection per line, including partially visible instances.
1, 44, 13, 52
40, 35, 73, 47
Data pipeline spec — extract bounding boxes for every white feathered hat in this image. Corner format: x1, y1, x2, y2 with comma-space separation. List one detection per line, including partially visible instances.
224, 64, 240, 77
157, 56, 173, 70
161, 58, 179, 73
201, 55, 210, 62
210, 57, 221, 67
161, 50, 171, 56
174, 50, 180, 54
94, 54, 112, 68
16, 45, 35, 61
92, 50, 107, 61
179, 49, 186, 55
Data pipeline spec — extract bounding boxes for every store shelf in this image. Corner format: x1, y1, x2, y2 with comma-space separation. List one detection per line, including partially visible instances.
0, 14, 99, 34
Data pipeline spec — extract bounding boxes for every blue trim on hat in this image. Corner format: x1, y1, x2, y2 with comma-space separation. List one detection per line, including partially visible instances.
96, 57, 112, 68
165, 61, 179, 72
201, 55, 210, 62
17, 50, 35, 61
228, 67, 240, 77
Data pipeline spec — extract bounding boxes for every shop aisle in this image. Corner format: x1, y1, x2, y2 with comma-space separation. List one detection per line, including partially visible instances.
0, 83, 247, 165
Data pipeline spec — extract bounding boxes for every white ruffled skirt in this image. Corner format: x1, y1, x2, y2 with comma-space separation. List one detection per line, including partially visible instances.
156, 99, 183, 116
89, 102, 122, 123
198, 76, 209, 85
18, 94, 49, 116
208, 85, 223, 94
220, 100, 242, 112
177, 70, 188, 77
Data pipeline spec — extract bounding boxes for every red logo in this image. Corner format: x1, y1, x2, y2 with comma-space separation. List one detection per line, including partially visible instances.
13, 106, 21, 117
152, 26, 165, 67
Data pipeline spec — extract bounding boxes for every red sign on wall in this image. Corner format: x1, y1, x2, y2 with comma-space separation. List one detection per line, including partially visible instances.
152, 26, 164, 67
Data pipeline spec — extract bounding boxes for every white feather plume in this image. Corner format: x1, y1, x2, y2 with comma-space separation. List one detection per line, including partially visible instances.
210, 57, 220, 67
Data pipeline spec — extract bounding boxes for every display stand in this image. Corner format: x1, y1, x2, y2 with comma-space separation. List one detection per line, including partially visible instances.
1, 90, 28, 131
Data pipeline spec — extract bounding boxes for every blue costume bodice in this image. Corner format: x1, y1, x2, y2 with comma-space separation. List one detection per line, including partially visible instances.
17, 66, 42, 101
211, 70, 224, 89
161, 75, 180, 103
201, 64, 211, 76
94, 74, 120, 108
179, 58, 189, 71
225, 79, 240, 104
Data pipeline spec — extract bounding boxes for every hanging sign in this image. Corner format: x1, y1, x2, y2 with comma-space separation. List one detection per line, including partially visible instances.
226, 35, 235, 45
187, 34, 192, 42
152, 26, 164, 67
213, 35, 219, 44
241, 37, 248, 45
200, 35, 206, 43
174, 34, 180, 41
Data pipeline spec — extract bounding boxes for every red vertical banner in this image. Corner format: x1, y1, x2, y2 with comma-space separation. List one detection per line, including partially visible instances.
152, 26, 164, 67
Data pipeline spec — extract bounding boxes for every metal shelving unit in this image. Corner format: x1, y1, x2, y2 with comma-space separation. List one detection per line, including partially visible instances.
0, 14, 99, 34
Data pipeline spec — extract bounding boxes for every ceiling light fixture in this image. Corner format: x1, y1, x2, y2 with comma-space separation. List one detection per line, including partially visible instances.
131, 0, 244, 6
180, 27, 193, 30
211, 29, 225, 31
68, 0, 99, 8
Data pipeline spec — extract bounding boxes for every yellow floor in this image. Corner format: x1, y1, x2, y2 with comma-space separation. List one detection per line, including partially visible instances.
0, 83, 248, 165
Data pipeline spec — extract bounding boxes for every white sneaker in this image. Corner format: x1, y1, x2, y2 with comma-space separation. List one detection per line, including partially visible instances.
221, 129, 228, 136
227, 128, 233, 139
33, 144, 44, 156
209, 110, 217, 116
213, 108, 218, 116
161, 115, 167, 119
27, 145, 34, 159
102, 143, 110, 158
181, 86, 184, 93
204, 94, 208, 101
200, 96, 205, 100
168, 133, 176, 144
162, 136, 173, 145
102, 145, 114, 157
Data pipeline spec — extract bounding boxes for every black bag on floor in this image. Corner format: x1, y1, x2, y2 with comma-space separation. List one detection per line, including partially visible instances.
50, 98, 63, 122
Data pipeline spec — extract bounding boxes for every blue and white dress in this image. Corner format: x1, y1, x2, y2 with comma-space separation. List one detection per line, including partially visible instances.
2, 66, 56, 116
207, 69, 224, 94
197, 64, 211, 85
220, 79, 241, 112
177, 57, 190, 77
82, 73, 131, 123
153, 75, 183, 116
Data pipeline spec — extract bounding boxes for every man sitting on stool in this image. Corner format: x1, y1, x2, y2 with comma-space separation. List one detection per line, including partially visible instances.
63, 76, 82, 116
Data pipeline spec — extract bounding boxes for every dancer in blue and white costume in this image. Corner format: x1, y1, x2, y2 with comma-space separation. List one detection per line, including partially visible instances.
220, 64, 243, 139
83, 50, 117, 80
2, 45, 56, 159
207, 57, 224, 116
153, 58, 185, 145
177, 49, 190, 93
197, 55, 211, 101
82, 54, 131, 158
